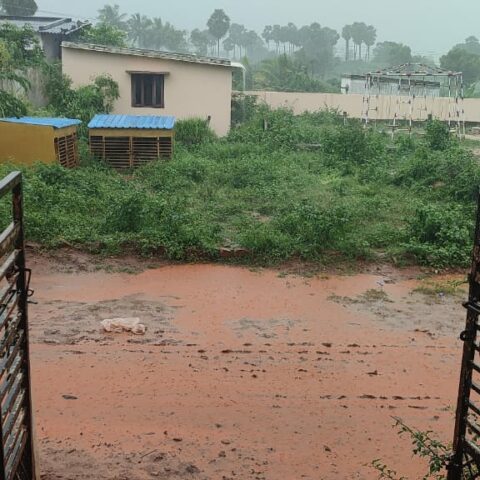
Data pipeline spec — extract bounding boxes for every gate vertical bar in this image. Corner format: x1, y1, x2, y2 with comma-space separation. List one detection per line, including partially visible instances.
448, 193, 480, 480
12, 175, 36, 480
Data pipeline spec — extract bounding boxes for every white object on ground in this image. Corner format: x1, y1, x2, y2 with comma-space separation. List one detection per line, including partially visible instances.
101, 318, 146, 335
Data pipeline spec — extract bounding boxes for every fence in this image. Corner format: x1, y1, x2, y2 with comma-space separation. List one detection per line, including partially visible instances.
244, 91, 480, 124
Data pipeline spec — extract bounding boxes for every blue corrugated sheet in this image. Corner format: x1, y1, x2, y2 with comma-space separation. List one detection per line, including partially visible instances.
88, 114, 176, 130
0, 117, 82, 129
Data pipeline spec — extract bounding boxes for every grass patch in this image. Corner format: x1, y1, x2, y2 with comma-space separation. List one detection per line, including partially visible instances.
413, 278, 468, 298
0, 110, 478, 268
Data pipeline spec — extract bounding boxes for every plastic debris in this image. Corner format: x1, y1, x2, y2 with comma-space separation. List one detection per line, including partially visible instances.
101, 318, 146, 335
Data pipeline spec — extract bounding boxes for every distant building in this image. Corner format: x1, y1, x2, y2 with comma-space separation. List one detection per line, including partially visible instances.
62, 42, 237, 136
341, 74, 441, 97
0, 16, 89, 60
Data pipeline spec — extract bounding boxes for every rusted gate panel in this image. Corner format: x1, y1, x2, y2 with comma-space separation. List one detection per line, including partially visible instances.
0, 172, 36, 480
448, 195, 480, 479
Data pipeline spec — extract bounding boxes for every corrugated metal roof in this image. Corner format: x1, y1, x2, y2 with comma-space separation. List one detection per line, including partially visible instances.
0, 117, 82, 129
88, 114, 176, 130
0, 16, 89, 35
62, 42, 233, 68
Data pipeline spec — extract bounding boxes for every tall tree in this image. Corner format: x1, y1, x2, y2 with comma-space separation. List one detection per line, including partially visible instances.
441, 47, 480, 85
364, 25, 377, 61
452, 36, 480, 56
207, 9, 230, 56
229, 23, 247, 58
297, 23, 339, 75
190, 29, 214, 55
98, 4, 127, 30
162, 22, 188, 52
128, 13, 153, 48
342, 25, 352, 61
271, 25, 282, 54
79, 23, 127, 47
262, 25, 273, 50
1, 0, 38, 16
151, 17, 164, 50
374, 41, 412, 66
350, 22, 367, 61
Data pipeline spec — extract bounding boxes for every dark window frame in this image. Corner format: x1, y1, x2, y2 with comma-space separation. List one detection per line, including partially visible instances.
131, 73, 165, 108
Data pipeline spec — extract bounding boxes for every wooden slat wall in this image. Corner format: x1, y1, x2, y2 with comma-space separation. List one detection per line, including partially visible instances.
54, 133, 79, 169
90, 133, 174, 170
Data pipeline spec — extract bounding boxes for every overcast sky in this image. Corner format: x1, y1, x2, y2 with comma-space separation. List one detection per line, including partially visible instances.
37, 0, 476, 58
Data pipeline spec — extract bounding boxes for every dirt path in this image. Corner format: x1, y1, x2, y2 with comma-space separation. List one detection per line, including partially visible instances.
28, 256, 466, 479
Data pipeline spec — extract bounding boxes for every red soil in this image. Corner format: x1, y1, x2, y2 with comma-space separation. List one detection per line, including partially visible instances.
28, 256, 465, 479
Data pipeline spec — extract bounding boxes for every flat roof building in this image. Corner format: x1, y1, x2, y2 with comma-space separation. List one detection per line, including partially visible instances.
62, 43, 235, 136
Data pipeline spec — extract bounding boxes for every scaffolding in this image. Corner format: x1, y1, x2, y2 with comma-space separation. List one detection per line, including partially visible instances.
361, 63, 466, 138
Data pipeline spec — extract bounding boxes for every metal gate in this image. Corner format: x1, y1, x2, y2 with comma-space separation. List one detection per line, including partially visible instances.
0, 172, 36, 480
448, 194, 480, 479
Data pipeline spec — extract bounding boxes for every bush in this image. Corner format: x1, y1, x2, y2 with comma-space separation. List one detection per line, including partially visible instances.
175, 118, 216, 147
0, 105, 476, 269
394, 146, 480, 202
425, 119, 451, 151
403, 203, 473, 267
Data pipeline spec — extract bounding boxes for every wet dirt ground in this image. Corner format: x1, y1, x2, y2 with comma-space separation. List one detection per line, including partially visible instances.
28, 253, 467, 479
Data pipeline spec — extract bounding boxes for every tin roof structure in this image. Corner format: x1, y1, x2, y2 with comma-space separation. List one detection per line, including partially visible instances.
367, 63, 462, 78
88, 114, 176, 130
0, 16, 89, 35
0, 117, 82, 129
62, 42, 233, 68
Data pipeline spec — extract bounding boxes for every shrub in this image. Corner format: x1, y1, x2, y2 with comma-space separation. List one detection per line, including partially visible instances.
175, 118, 216, 147
394, 147, 480, 202
403, 202, 473, 267
425, 119, 451, 151
321, 122, 385, 167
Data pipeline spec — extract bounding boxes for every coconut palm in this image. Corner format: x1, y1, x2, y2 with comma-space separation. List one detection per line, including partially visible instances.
207, 9, 231, 56
342, 25, 352, 61
262, 25, 273, 51
128, 13, 153, 49
364, 25, 377, 61
98, 4, 127, 30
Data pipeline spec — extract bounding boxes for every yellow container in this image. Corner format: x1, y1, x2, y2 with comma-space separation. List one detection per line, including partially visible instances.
0, 118, 81, 168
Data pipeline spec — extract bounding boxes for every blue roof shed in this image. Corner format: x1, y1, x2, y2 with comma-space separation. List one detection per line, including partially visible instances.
88, 114, 176, 130
88, 114, 176, 169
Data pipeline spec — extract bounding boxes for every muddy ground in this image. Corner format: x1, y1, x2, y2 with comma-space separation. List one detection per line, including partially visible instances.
28, 252, 467, 479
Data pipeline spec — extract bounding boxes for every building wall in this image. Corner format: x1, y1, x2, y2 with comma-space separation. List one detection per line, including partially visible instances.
62, 47, 233, 136
0, 123, 57, 165
245, 91, 480, 123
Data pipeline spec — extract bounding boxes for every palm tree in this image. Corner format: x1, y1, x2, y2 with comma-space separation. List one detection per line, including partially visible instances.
364, 25, 377, 61
151, 17, 164, 50
342, 25, 352, 61
286, 23, 298, 54
229, 24, 246, 58
190, 29, 209, 55
128, 14, 153, 49
271, 25, 282, 55
98, 4, 127, 30
207, 9, 231, 56
223, 37, 235, 59
262, 25, 273, 51
351, 22, 367, 61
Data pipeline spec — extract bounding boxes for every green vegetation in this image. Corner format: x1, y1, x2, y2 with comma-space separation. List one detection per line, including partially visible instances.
41, 63, 119, 137
0, 109, 476, 268
0, 24, 43, 116
373, 417, 451, 479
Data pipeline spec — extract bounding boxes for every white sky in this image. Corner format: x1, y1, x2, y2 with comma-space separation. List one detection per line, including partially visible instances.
37, 0, 476, 57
